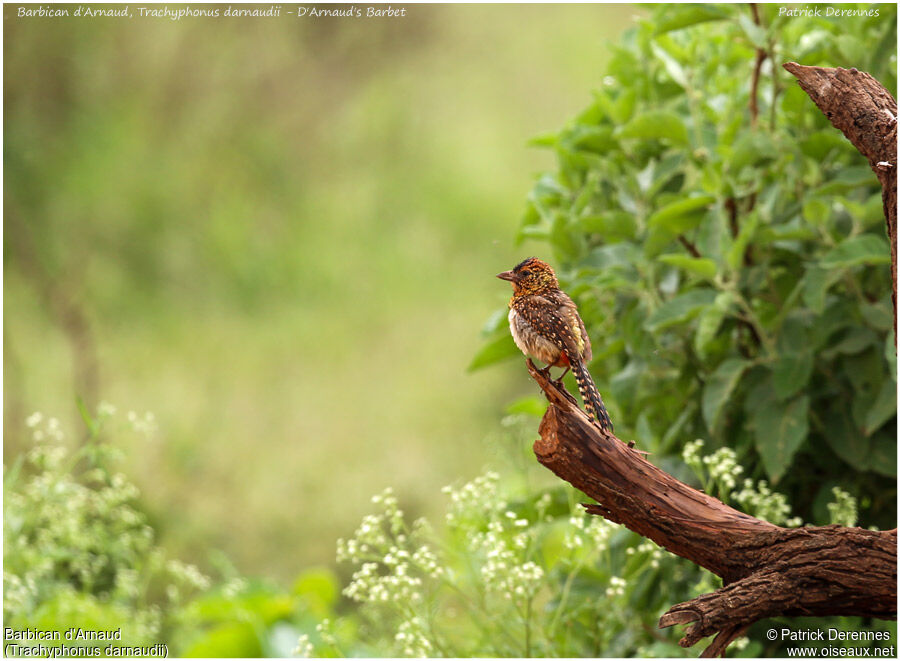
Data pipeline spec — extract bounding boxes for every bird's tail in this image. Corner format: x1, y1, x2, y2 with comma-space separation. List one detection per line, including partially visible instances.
571, 358, 614, 432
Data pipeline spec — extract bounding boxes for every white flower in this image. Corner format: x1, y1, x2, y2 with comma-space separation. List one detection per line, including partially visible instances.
292, 634, 313, 658
731, 479, 799, 526
682, 439, 704, 465
605, 575, 627, 597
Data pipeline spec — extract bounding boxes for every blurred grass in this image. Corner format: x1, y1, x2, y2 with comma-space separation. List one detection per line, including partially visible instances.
4, 4, 638, 580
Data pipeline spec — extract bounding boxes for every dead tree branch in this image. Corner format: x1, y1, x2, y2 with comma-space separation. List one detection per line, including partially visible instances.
527, 360, 897, 657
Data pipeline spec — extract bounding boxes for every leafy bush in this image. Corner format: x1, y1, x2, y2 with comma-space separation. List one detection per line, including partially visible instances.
4, 406, 208, 649
4, 408, 879, 657
317, 473, 736, 657
3, 407, 344, 658
319, 446, 881, 657
476, 3, 897, 529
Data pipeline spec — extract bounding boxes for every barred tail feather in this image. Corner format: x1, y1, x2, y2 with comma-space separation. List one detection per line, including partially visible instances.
571, 359, 613, 432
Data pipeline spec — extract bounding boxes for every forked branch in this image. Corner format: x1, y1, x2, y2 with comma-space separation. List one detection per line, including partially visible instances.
528, 360, 896, 656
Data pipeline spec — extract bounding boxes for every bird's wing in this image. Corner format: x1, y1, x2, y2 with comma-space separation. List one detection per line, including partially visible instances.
561, 292, 594, 363
514, 294, 585, 360
548, 290, 592, 362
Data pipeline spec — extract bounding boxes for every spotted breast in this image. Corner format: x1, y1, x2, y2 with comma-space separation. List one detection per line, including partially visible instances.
508, 306, 563, 366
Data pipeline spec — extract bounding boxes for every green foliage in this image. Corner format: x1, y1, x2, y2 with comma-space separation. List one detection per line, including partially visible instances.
479, 3, 897, 528
324, 456, 887, 657
4, 408, 208, 650
319, 473, 756, 658
826, 486, 859, 528
3, 409, 347, 658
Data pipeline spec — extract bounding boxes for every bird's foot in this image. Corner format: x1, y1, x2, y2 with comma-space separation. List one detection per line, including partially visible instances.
540, 366, 561, 389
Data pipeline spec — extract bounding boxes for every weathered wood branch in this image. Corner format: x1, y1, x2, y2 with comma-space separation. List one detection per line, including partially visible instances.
783, 62, 898, 342
527, 360, 897, 657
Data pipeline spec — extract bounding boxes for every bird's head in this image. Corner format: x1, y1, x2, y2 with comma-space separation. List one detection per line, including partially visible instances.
496, 257, 559, 296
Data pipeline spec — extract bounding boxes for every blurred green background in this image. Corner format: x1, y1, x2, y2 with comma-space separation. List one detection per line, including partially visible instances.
4, 4, 639, 580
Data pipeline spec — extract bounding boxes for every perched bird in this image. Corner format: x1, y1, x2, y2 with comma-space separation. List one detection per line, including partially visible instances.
497, 257, 613, 432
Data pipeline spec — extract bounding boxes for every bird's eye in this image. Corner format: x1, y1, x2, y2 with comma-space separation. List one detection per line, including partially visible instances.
520, 270, 531, 276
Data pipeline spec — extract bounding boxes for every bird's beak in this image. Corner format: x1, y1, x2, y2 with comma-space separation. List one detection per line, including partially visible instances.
496, 270, 516, 282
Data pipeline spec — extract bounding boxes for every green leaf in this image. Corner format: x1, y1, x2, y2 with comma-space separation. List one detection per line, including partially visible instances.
650, 42, 688, 88
610, 359, 644, 405
506, 396, 548, 419
481, 308, 509, 335
694, 292, 734, 357
754, 395, 810, 483
819, 403, 895, 475
518, 223, 550, 241
836, 33, 866, 65
645, 289, 717, 332
839, 193, 886, 228
468, 333, 519, 371
612, 88, 636, 124
75, 395, 98, 437
183, 623, 261, 657
658, 254, 718, 279
584, 242, 644, 272
567, 125, 617, 155
822, 327, 879, 359
293, 567, 339, 617
527, 132, 558, 148
801, 266, 839, 314
539, 524, 568, 571
802, 198, 830, 226
859, 298, 893, 331
726, 211, 759, 270
737, 12, 767, 49
772, 352, 814, 400
661, 401, 698, 452
550, 213, 583, 260
647, 195, 716, 233
820, 234, 890, 268
617, 111, 689, 146
654, 4, 733, 33
822, 405, 869, 471
867, 431, 897, 477
814, 166, 877, 195
727, 131, 777, 173
702, 358, 749, 431
596, 88, 638, 125
864, 379, 896, 436
799, 130, 849, 160
578, 211, 637, 241
846, 346, 885, 397
647, 153, 686, 198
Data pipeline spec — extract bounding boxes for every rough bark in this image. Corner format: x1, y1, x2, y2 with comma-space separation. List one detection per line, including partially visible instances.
527, 360, 897, 657
783, 62, 898, 343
